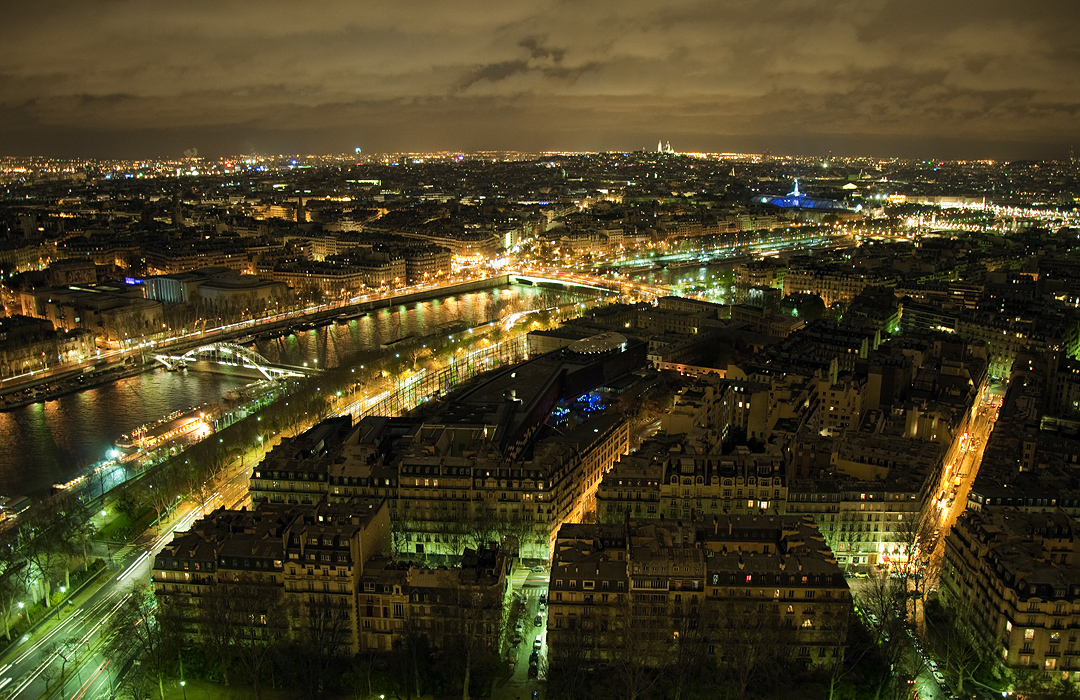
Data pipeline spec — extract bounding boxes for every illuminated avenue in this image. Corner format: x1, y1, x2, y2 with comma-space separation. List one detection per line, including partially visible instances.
0, 151, 1078, 700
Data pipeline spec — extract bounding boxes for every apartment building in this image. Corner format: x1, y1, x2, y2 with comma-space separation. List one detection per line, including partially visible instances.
153, 498, 391, 655
783, 264, 889, 307
251, 404, 631, 561
547, 515, 850, 672
350, 544, 509, 654
940, 508, 1080, 680
596, 441, 788, 523
153, 497, 508, 657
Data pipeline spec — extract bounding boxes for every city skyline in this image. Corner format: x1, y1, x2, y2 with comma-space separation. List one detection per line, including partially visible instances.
2, 0, 1079, 161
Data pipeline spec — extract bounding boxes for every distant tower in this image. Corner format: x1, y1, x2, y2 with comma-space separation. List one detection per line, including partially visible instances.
171, 194, 183, 227
788, 179, 802, 197
665, 141, 673, 154
296, 194, 306, 223
657, 140, 663, 153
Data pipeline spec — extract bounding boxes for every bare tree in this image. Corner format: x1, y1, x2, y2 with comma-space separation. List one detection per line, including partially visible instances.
818, 514, 860, 573
404, 343, 432, 371
45, 636, 83, 697
0, 536, 29, 640
439, 566, 504, 700
146, 466, 186, 528
667, 601, 717, 700
823, 604, 878, 700
103, 584, 178, 700
926, 597, 994, 696
461, 499, 503, 553
855, 566, 921, 700
494, 510, 542, 563
610, 594, 664, 700
345, 652, 380, 700
713, 602, 793, 700
546, 620, 595, 700
197, 580, 241, 686
891, 509, 937, 627
17, 493, 82, 608
292, 592, 355, 699
183, 460, 214, 516
391, 610, 432, 700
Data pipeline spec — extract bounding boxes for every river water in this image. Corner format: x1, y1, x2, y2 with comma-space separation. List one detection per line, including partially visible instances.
0, 284, 588, 498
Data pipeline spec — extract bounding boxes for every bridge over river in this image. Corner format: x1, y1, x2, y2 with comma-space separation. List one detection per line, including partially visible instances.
152, 342, 321, 380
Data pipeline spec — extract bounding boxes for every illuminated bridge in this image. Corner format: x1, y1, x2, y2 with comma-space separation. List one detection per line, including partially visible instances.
153, 342, 319, 380
510, 273, 609, 291
507, 272, 665, 298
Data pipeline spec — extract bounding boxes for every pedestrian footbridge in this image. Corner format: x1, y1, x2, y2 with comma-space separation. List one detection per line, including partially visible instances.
153, 342, 319, 380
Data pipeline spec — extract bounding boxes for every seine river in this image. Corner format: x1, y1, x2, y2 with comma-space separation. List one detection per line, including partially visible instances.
0, 284, 589, 499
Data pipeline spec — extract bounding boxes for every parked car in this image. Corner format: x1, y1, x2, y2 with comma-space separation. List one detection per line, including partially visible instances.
534, 635, 542, 650
530, 565, 544, 573
534, 614, 543, 627
538, 593, 547, 605
530, 650, 539, 664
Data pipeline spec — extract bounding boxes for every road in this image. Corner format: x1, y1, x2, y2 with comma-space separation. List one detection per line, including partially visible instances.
0, 290, 609, 700
927, 388, 1002, 570
0, 311, 522, 699
495, 568, 550, 700
0, 457, 252, 700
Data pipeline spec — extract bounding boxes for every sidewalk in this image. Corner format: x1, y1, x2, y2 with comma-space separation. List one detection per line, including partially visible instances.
0, 489, 201, 665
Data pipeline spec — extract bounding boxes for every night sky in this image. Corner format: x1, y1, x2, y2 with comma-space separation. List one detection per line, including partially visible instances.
2, 0, 1078, 160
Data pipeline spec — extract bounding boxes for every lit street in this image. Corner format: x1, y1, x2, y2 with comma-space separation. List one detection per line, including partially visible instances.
0, 453, 253, 700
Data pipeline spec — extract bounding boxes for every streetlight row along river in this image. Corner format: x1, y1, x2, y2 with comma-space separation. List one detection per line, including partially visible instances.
0, 283, 599, 499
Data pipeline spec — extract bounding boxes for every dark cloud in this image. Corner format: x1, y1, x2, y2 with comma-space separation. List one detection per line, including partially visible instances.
455, 61, 531, 92
0, 0, 1077, 158
520, 36, 565, 63
455, 35, 592, 92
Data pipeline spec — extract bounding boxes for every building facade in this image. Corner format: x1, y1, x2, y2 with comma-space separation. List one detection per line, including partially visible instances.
546, 516, 850, 673
940, 508, 1080, 681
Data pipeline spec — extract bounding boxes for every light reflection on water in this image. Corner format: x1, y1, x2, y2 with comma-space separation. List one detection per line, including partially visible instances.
0, 284, 588, 498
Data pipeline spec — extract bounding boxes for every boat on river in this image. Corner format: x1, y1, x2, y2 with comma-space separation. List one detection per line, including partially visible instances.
336, 310, 365, 324
381, 334, 415, 349
114, 403, 215, 462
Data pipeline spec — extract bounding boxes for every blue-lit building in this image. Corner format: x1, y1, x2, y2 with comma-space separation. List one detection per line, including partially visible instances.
752, 179, 859, 212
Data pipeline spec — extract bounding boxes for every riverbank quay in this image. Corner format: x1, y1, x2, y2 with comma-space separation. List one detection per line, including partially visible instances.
0, 275, 516, 410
